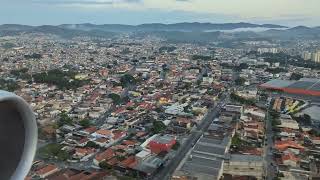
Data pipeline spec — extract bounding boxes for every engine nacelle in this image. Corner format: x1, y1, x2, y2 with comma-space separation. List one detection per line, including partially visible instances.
0, 90, 37, 180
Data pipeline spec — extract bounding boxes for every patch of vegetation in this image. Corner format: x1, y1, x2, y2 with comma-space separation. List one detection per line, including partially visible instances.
290, 72, 303, 80
85, 141, 99, 148
38, 143, 69, 161
234, 77, 246, 86
99, 161, 113, 170
79, 119, 91, 128
260, 52, 320, 70
159, 46, 177, 53
152, 121, 166, 134
172, 141, 180, 150
120, 74, 137, 87
2, 42, 15, 49
234, 63, 249, 71
57, 111, 73, 127
24, 53, 42, 59
10, 68, 31, 80
108, 93, 121, 105
231, 134, 242, 146
0, 79, 20, 92
230, 92, 256, 105
192, 55, 212, 61
33, 69, 90, 90
266, 67, 288, 74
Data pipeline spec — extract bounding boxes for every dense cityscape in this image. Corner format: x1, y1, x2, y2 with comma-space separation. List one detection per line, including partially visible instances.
1, 22, 320, 180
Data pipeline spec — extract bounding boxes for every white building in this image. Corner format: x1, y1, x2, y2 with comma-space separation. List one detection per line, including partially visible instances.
278, 115, 299, 130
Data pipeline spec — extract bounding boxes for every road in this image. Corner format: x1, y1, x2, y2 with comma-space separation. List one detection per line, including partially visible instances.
152, 95, 227, 180
264, 110, 276, 180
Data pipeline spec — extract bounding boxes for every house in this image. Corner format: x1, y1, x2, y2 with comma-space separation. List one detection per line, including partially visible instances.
280, 128, 296, 136
275, 140, 304, 152
148, 134, 176, 154
225, 104, 243, 114
278, 114, 299, 130
281, 152, 300, 167
93, 148, 115, 166
94, 138, 110, 147
118, 156, 137, 169
35, 164, 60, 178
174, 117, 192, 129
74, 147, 96, 158
223, 155, 264, 179
310, 136, 320, 145
136, 149, 152, 162
77, 137, 89, 147
91, 129, 113, 139
244, 107, 266, 120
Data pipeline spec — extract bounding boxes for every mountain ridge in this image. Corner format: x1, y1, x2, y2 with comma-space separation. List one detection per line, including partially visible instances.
0, 22, 288, 32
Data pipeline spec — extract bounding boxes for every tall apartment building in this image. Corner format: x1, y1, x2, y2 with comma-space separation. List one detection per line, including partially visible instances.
302, 51, 312, 61
312, 51, 320, 63
257, 48, 278, 54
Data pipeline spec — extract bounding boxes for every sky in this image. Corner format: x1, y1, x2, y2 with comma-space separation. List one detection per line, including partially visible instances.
1, 0, 319, 27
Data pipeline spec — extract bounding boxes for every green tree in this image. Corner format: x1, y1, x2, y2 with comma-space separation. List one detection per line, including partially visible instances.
58, 111, 73, 127
38, 143, 69, 161
57, 150, 70, 161
79, 119, 91, 128
108, 93, 121, 105
303, 114, 311, 124
231, 134, 242, 146
192, 55, 211, 61
120, 74, 136, 87
99, 161, 113, 170
172, 141, 181, 150
86, 141, 99, 148
235, 77, 246, 86
230, 92, 255, 105
234, 63, 249, 71
152, 121, 166, 134
290, 72, 303, 80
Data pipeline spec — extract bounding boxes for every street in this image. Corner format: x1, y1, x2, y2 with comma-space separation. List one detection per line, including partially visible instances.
264, 110, 276, 180
152, 95, 226, 180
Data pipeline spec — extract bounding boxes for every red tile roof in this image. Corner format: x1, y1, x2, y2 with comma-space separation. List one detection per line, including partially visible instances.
95, 148, 114, 162
119, 156, 137, 169
35, 164, 59, 176
281, 152, 300, 162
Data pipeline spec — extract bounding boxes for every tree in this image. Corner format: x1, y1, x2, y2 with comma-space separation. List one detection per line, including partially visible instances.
290, 72, 303, 80
38, 143, 69, 161
58, 111, 73, 127
99, 161, 112, 170
108, 93, 121, 105
33, 69, 89, 90
230, 92, 255, 105
266, 67, 287, 74
192, 55, 211, 61
86, 141, 99, 148
120, 74, 136, 87
0, 79, 20, 92
310, 129, 320, 137
172, 141, 180, 150
79, 119, 91, 128
303, 114, 311, 124
231, 134, 242, 146
235, 77, 246, 86
234, 63, 248, 71
152, 121, 166, 134
57, 150, 70, 161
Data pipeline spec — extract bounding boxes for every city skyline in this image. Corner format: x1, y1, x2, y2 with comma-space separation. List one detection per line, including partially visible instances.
1, 0, 320, 26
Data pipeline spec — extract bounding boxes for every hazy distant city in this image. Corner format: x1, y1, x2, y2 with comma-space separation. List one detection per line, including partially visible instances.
2, 1, 320, 180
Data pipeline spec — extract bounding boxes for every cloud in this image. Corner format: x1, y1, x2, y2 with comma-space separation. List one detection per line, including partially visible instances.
2, 0, 320, 26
